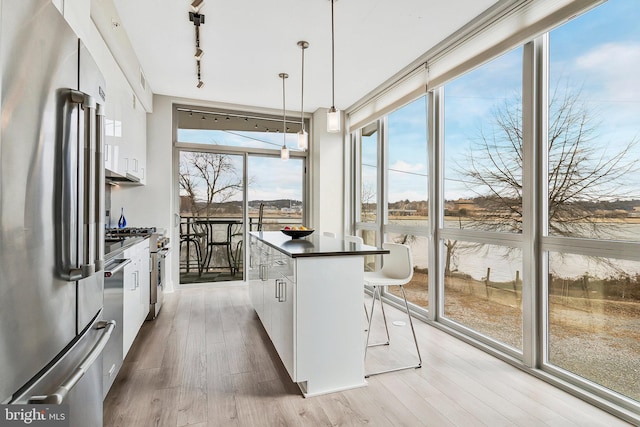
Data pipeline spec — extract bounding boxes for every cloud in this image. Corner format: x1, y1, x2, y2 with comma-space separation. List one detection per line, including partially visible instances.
575, 42, 640, 100
389, 160, 425, 173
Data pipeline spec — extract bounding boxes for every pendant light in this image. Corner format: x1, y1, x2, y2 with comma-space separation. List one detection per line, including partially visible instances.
327, 0, 341, 133
280, 73, 290, 161
297, 41, 309, 150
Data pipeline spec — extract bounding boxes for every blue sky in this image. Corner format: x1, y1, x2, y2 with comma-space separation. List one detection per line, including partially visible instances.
443, 0, 640, 201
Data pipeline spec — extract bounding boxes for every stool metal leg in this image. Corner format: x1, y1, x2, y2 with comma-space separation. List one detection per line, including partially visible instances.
364, 284, 422, 378
364, 286, 390, 347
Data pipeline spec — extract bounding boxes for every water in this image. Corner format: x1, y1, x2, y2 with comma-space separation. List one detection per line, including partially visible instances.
387, 219, 640, 282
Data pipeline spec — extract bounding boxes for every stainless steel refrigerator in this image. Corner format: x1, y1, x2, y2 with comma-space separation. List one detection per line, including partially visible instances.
1, 1, 114, 425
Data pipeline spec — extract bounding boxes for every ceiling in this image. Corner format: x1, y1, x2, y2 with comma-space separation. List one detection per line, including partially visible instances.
110, 0, 499, 114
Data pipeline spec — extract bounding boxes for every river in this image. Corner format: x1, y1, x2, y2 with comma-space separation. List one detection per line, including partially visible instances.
385, 219, 640, 282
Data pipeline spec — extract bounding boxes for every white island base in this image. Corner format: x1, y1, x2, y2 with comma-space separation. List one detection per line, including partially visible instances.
295, 256, 366, 397
248, 232, 388, 397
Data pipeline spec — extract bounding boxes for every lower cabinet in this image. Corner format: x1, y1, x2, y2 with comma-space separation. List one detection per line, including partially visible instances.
248, 233, 367, 397
272, 275, 295, 378
248, 236, 296, 379
122, 239, 150, 357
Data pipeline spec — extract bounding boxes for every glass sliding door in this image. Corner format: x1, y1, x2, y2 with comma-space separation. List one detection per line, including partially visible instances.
178, 150, 245, 284
175, 105, 309, 286
247, 155, 305, 231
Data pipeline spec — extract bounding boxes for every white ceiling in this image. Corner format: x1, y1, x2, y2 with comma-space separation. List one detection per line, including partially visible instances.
111, 0, 498, 113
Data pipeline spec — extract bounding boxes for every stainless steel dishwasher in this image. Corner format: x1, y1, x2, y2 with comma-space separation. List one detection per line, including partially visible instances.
102, 257, 131, 398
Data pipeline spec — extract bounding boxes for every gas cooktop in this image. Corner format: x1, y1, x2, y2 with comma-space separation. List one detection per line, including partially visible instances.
105, 227, 157, 238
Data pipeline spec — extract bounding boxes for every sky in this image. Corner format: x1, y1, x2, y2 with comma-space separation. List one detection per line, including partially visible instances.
443, 0, 640, 201
178, 0, 640, 205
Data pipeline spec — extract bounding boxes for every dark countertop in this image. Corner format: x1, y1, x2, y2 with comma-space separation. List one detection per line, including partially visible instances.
105, 236, 148, 260
250, 231, 389, 258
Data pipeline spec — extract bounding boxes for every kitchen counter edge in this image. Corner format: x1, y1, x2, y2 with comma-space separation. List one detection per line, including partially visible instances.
249, 231, 389, 258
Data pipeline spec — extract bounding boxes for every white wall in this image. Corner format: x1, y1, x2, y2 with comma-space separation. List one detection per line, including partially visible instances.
311, 109, 345, 237
112, 95, 176, 290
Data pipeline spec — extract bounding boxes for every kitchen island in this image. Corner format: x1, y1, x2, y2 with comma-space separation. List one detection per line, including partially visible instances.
248, 231, 388, 397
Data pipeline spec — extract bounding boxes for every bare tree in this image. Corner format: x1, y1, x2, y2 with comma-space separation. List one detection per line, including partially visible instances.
360, 182, 377, 220
179, 152, 243, 216
456, 85, 638, 236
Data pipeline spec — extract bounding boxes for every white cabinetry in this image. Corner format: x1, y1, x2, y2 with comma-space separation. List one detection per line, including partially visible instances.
248, 238, 295, 378
53, 0, 148, 185
103, 72, 147, 184
249, 234, 366, 397
122, 239, 150, 356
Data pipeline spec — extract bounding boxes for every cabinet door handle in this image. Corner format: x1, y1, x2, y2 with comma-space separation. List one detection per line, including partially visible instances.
275, 279, 280, 300
131, 272, 137, 290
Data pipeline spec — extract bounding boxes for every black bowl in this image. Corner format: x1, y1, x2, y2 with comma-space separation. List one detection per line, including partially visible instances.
281, 229, 314, 239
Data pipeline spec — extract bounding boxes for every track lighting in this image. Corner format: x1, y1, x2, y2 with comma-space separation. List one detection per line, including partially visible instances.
191, 0, 204, 12
189, 2, 205, 88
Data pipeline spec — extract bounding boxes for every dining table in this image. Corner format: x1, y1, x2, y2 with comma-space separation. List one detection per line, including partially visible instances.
193, 218, 243, 275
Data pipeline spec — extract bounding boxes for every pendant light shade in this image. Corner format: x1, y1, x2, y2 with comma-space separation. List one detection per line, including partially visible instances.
327, 107, 341, 133
297, 41, 309, 150
327, 0, 341, 133
279, 73, 289, 161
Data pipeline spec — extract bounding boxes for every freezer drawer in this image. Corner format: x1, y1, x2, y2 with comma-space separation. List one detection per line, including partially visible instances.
102, 258, 130, 398
10, 316, 115, 427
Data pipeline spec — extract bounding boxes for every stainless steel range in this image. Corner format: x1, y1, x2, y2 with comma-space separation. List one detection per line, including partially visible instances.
105, 227, 170, 320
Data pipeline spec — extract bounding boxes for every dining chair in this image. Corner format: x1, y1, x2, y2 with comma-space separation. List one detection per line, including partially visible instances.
257, 203, 264, 231
179, 218, 203, 275
364, 242, 422, 377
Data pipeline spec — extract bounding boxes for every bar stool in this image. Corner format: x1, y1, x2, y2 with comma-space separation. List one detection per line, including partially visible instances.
345, 235, 374, 326
364, 242, 422, 377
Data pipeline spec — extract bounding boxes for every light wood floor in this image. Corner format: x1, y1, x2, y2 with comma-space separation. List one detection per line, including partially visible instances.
104, 286, 632, 427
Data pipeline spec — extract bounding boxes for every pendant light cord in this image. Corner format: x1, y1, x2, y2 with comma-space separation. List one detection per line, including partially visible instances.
282, 74, 287, 146
331, 0, 336, 109
301, 46, 305, 132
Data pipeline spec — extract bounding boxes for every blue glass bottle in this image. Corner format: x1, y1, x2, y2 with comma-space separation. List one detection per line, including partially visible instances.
118, 207, 127, 228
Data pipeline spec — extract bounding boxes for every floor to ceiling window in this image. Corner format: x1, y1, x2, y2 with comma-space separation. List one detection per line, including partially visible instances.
354, 97, 429, 310
350, 0, 639, 419
175, 107, 308, 285
543, 0, 640, 403
442, 46, 524, 351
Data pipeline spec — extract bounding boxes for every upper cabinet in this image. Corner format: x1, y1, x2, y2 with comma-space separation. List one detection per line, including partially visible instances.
55, 0, 150, 185
103, 68, 147, 184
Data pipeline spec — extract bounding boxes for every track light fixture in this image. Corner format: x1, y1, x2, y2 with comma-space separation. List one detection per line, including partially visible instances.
191, 0, 204, 12
279, 73, 290, 161
189, 2, 205, 88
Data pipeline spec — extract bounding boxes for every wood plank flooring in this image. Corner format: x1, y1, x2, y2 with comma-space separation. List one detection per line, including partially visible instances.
104, 286, 632, 426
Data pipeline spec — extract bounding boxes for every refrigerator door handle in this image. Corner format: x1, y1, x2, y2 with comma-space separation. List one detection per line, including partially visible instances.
95, 103, 105, 273
28, 320, 115, 405
67, 89, 96, 281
